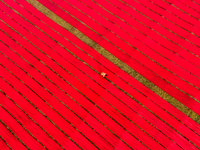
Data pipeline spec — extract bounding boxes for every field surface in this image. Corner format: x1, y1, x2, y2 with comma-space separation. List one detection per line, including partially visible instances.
0, 0, 200, 149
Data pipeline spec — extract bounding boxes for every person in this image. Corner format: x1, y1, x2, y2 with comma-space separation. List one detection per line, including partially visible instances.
100, 72, 107, 78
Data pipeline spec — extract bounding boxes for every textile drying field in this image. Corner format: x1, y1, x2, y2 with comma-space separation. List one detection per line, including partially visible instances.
0, 0, 200, 149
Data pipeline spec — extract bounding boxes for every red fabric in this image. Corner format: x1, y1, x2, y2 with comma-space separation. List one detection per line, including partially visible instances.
0, 0, 200, 149
0, 1, 198, 148
178, 0, 200, 13
36, 0, 200, 115
80, 0, 200, 78
0, 6, 145, 150
0, 118, 27, 150
0, 137, 11, 150
157, 0, 200, 21
0, 106, 46, 150
112, 0, 200, 62
66, 0, 200, 93
0, 10, 162, 150
11, 1, 200, 139
14, 1, 199, 138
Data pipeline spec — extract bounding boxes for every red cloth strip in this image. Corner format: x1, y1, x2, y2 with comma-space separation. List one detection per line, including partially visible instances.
150, 0, 200, 30
37, 0, 200, 115
0, 29, 138, 149
0, 56, 94, 150
0, 116, 27, 150
1, 0, 200, 149
50, 0, 200, 144
0, 79, 67, 150
0, 14, 159, 149
16, 0, 200, 137
163, 0, 200, 19
165, 0, 200, 15
121, 0, 200, 42
48, 0, 200, 99
0, 2, 198, 149
0, 137, 11, 150
178, 0, 200, 13
80, 0, 200, 79
68, 0, 200, 91
108, 0, 200, 61
0, 106, 45, 149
